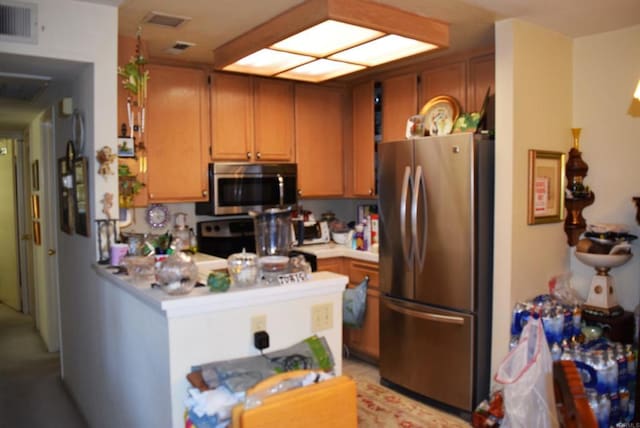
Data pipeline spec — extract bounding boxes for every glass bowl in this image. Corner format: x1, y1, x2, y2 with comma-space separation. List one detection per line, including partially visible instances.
122, 256, 156, 282
155, 254, 198, 295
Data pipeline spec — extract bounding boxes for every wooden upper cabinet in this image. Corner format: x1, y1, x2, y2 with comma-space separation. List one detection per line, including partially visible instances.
211, 73, 295, 162
253, 78, 295, 161
145, 64, 209, 202
420, 61, 467, 111
351, 81, 376, 197
381, 73, 417, 142
210, 72, 254, 161
295, 84, 344, 198
467, 54, 495, 113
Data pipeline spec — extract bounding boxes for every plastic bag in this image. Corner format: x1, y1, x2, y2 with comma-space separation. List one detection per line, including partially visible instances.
343, 276, 368, 328
548, 272, 584, 306
494, 317, 559, 428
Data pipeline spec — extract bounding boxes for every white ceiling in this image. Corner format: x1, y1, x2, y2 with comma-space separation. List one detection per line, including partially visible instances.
1, 0, 640, 131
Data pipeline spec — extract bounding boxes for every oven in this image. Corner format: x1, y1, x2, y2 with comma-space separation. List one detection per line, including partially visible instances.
197, 218, 317, 271
195, 162, 298, 216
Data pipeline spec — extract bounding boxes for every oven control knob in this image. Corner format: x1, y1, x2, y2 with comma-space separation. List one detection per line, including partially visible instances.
204, 225, 212, 233
213, 225, 221, 232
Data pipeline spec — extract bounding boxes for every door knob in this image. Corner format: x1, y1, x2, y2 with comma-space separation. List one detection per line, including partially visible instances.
246, 152, 252, 160
256, 151, 261, 160
47, 249, 56, 256
202, 190, 208, 197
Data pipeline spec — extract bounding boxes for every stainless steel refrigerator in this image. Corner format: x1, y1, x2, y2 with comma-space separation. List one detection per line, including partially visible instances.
378, 132, 494, 417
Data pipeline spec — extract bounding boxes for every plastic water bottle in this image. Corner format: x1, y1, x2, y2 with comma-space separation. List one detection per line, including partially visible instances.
598, 394, 610, 428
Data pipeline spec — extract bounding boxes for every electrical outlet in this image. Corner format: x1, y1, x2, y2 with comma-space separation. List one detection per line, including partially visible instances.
251, 314, 267, 333
311, 303, 333, 333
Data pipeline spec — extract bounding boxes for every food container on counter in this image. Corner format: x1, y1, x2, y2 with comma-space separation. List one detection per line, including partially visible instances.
227, 249, 259, 287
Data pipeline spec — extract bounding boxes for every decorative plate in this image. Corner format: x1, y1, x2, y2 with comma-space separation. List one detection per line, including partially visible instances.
419, 95, 461, 136
145, 204, 170, 229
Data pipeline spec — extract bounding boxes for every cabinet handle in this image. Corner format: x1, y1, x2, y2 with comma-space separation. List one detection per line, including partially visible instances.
256, 151, 261, 160
246, 152, 252, 160
202, 190, 208, 197
47, 249, 56, 256
369, 188, 373, 195
149, 193, 154, 199
297, 189, 302, 197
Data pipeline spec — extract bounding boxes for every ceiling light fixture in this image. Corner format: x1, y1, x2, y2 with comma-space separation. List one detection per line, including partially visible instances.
212, 0, 449, 83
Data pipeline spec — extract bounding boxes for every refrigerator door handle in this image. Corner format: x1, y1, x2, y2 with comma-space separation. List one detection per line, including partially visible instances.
411, 165, 428, 268
400, 166, 413, 267
383, 299, 465, 325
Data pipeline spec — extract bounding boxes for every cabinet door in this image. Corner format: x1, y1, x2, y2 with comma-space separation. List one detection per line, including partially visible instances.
467, 54, 495, 114
351, 81, 375, 197
344, 286, 380, 361
317, 257, 345, 274
295, 84, 344, 197
344, 259, 380, 361
211, 72, 254, 161
420, 61, 467, 112
381, 74, 417, 142
253, 78, 295, 162
145, 64, 209, 202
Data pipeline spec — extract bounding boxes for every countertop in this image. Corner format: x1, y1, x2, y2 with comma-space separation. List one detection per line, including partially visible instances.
291, 243, 379, 263
93, 258, 348, 319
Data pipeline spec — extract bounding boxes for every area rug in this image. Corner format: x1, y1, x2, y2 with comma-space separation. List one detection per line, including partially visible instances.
355, 378, 470, 428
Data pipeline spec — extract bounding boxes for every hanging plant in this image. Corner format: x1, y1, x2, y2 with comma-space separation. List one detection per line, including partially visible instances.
117, 26, 149, 107
118, 164, 145, 208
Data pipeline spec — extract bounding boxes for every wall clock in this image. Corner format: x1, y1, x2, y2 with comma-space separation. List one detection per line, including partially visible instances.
145, 204, 169, 229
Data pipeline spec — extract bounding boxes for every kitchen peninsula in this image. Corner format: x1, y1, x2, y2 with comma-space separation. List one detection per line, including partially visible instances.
92, 258, 347, 428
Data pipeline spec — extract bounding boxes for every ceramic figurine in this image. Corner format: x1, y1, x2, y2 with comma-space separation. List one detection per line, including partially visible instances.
96, 146, 117, 177
101, 192, 114, 219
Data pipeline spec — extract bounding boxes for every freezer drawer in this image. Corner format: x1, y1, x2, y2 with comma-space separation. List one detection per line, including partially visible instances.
379, 296, 474, 411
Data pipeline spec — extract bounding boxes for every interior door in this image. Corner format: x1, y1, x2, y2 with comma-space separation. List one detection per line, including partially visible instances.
0, 137, 21, 310
414, 134, 474, 311
378, 139, 414, 300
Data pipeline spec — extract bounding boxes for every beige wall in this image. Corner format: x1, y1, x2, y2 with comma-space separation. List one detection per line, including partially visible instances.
492, 19, 573, 375
571, 25, 640, 309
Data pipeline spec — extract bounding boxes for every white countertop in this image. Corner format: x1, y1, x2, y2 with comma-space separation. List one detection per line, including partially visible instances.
93, 260, 348, 319
292, 243, 379, 263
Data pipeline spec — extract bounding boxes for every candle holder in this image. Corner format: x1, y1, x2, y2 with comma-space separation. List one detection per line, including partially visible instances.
96, 219, 118, 264
564, 128, 595, 246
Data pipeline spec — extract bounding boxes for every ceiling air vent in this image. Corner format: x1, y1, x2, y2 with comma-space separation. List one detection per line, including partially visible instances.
142, 11, 191, 28
0, 1, 38, 44
165, 40, 195, 55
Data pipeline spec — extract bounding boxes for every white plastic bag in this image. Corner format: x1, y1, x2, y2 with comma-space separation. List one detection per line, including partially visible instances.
494, 317, 559, 428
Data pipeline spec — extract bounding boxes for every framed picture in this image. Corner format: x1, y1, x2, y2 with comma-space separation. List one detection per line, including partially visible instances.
117, 137, 135, 158
32, 160, 39, 191
32, 221, 41, 246
73, 157, 90, 237
527, 150, 566, 225
58, 157, 74, 234
31, 194, 40, 219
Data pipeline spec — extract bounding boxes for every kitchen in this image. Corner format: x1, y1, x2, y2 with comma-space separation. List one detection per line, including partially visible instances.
0, 0, 639, 427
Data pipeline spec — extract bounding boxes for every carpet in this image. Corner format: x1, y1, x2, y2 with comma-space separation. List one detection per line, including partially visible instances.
355, 378, 470, 428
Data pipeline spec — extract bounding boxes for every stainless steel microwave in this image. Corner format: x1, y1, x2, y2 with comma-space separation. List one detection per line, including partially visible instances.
195, 163, 297, 216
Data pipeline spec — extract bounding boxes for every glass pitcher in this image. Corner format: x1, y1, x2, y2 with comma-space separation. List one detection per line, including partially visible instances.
250, 207, 293, 257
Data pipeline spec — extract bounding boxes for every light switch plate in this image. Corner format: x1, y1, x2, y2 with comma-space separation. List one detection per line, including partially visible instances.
311, 303, 333, 332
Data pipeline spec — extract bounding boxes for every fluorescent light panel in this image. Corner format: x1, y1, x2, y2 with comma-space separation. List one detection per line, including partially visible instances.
271, 20, 383, 57
223, 49, 314, 75
329, 34, 438, 66
276, 59, 365, 82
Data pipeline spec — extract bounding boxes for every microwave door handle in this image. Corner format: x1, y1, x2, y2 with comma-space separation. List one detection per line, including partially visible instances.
277, 174, 284, 207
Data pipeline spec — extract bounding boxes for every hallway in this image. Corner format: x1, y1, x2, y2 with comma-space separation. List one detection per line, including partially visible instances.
0, 303, 87, 428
